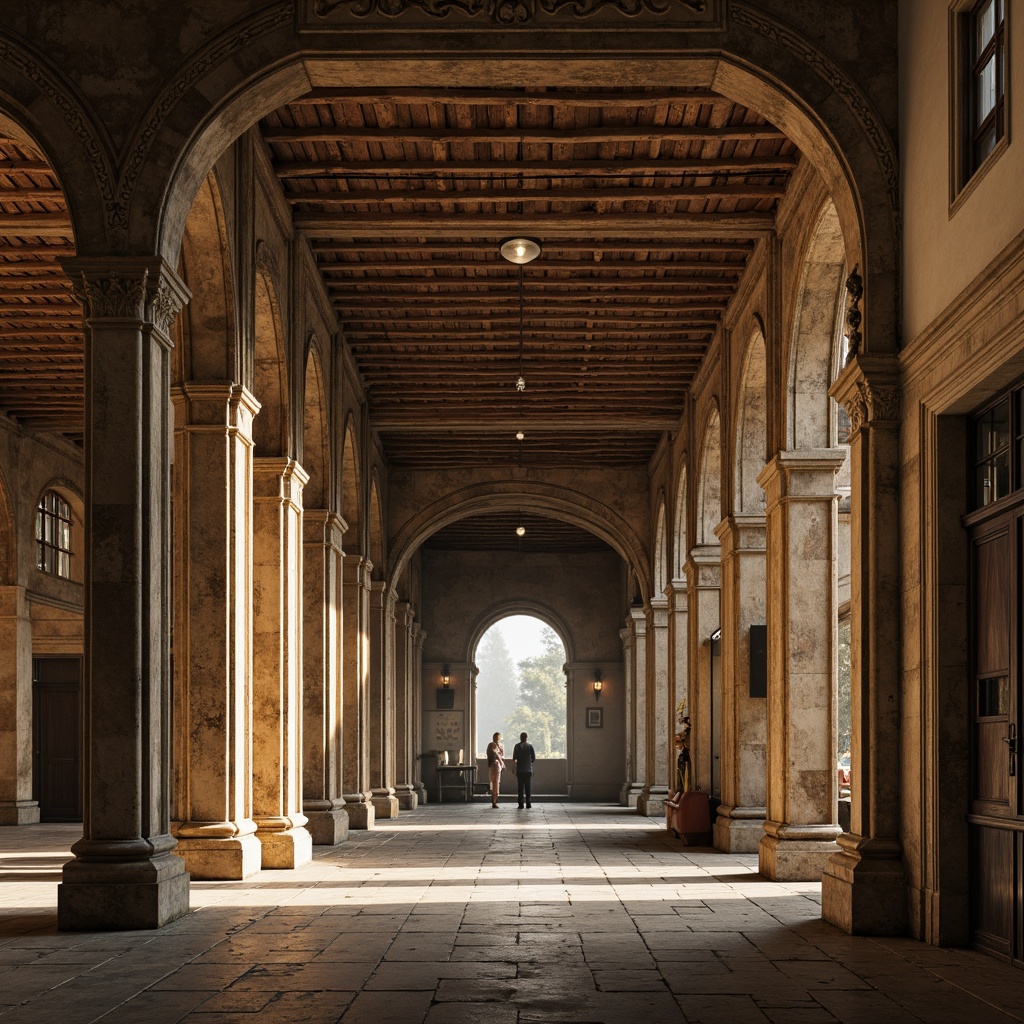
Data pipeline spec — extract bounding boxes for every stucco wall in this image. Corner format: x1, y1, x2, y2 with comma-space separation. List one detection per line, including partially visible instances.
901, 0, 1024, 343
419, 547, 627, 802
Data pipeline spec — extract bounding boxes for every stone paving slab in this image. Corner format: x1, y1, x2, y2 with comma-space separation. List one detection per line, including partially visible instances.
1, 807, 1023, 1023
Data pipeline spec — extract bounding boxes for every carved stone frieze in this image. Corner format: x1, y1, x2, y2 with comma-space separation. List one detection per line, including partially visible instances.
312, 0, 713, 24
841, 380, 900, 435
72, 270, 148, 321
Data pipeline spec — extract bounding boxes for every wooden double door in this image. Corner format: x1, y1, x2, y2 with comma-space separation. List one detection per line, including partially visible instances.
32, 656, 82, 822
969, 505, 1024, 962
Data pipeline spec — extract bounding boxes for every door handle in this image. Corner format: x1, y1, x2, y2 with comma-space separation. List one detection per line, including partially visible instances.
1003, 724, 1017, 776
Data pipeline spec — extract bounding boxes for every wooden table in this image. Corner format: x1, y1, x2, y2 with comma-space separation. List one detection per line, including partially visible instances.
436, 764, 477, 803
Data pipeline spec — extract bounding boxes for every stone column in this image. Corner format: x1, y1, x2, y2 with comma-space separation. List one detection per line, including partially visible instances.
638, 598, 670, 816
0, 585, 39, 824
713, 515, 768, 853
368, 581, 399, 818
618, 626, 633, 806
170, 382, 262, 880
342, 555, 374, 828
757, 450, 845, 880
251, 457, 311, 869
666, 578, 689, 786
625, 607, 647, 810
412, 625, 428, 804
58, 258, 190, 930
823, 357, 906, 933
302, 509, 349, 846
393, 601, 418, 810
685, 546, 721, 793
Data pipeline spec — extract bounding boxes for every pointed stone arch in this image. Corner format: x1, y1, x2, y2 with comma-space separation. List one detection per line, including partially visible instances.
673, 463, 688, 579
369, 475, 384, 577
174, 171, 236, 385
697, 404, 723, 546
302, 339, 329, 511
735, 328, 769, 514
654, 496, 668, 599
253, 253, 288, 458
341, 415, 361, 555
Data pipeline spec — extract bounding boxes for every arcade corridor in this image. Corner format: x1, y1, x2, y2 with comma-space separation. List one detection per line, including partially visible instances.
1, 804, 1021, 1024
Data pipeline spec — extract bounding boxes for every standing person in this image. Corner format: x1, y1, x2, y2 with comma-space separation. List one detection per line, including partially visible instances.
512, 731, 536, 809
486, 732, 505, 808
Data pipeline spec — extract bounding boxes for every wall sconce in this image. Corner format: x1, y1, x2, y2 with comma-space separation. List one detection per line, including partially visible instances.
441, 665, 450, 688
593, 669, 603, 700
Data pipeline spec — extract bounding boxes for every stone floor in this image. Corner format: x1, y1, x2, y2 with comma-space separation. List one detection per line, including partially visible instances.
1, 802, 1022, 1023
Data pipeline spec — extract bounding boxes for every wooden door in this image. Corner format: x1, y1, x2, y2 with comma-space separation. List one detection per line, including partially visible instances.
968, 509, 1022, 962
32, 657, 82, 822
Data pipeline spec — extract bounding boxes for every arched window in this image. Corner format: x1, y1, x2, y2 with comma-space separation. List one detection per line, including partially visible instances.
36, 490, 73, 578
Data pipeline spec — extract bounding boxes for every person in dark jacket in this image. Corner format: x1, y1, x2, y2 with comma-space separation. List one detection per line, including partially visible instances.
512, 732, 536, 809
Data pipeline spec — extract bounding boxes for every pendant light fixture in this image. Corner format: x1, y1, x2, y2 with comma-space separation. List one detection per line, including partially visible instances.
500, 238, 541, 465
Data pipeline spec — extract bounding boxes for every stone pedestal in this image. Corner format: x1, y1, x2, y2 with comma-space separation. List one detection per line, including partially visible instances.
252, 458, 312, 869
170, 381, 262, 880
342, 556, 374, 828
0, 585, 39, 825
757, 451, 845, 880
302, 510, 349, 846
57, 258, 191, 929
823, 357, 906, 933
713, 516, 767, 853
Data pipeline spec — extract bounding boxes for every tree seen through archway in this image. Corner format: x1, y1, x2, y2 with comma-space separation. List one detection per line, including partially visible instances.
475, 617, 566, 757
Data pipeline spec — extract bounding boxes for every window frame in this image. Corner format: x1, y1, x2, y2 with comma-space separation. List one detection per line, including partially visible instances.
949, 0, 1010, 212
36, 489, 74, 579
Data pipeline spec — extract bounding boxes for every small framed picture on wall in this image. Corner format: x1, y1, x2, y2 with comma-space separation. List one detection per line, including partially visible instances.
586, 707, 603, 728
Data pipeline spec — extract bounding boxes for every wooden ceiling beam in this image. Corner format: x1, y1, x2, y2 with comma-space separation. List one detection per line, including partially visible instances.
297, 212, 773, 237
345, 326, 714, 339
332, 292, 735, 306
0, 213, 73, 235
311, 240, 755, 254
277, 157, 797, 179
321, 264, 745, 278
0, 328, 80, 338
286, 87, 733, 106
285, 184, 785, 205
372, 415, 678, 430
0, 189, 65, 201
263, 125, 786, 145
0, 160, 54, 174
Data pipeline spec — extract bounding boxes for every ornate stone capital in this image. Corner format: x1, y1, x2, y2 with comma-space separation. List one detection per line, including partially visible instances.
60, 257, 190, 337
829, 355, 900, 436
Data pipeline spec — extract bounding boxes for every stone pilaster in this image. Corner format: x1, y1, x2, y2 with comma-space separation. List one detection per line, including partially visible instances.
170, 382, 262, 879
619, 626, 633, 806
625, 607, 647, 810
412, 624, 428, 804
638, 599, 670, 816
0, 585, 39, 825
302, 509, 349, 846
342, 555, 374, 828
393, 601, 418, 811
757, 450, 845, 881
666, 578, 689, 779
251, 458, 312, 869
713, 515, 768, 853
823, 356, 907, 934
368, 581, 399, 819
685, 546, 721, 793
57, 257, 190, 930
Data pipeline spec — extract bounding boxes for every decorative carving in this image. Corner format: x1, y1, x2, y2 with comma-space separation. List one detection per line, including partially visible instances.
840, 380, 899, 435
844, 266, 863, 364
729, 4, 899, 220
73, 270, 148, 321
315, 0, 704, 20
115, 4, 292, 240
149, 279, 184, 335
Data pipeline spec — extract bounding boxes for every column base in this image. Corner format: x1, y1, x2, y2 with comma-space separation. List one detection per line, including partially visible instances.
395, 785, 418, 811
759, 822, 841, 881
58, 838, 190, 931
303, 805, 350, 846
343, 793, 376, 829
627, 784, 645, 811
637, 786, 669, 817
618, 783, 632, 807
713, 804, 766, 853
172, 832, 263, 881
256, 824, 313, 869
371, 789, 400, 819
0, 799, 40, 825
414, 782, 428, 804
821, 835, 907, 935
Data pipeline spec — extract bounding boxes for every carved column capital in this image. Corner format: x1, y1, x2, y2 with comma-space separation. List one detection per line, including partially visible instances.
829, 355, 900, 437
60, 257, 190, 339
